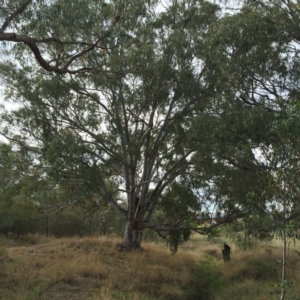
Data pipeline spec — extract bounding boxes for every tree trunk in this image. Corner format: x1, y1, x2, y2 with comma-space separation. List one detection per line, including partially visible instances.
100, 214, 106, 236
280, 226, 287, 300
122, 220, 143, 250
243, 221, 246, 251
45, 216, 49, 237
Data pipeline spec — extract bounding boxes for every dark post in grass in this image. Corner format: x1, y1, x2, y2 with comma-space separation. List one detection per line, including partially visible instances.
222, 243, 231, 262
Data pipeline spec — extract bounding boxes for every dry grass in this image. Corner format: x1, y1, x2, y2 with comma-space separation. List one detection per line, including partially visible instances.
1, 234, 300, 300
213, 242, 300, 300
0, 235, 200, 300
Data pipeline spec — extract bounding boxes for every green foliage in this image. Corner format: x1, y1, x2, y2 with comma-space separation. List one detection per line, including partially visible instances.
0, 208, 40, 237
166, 229, 191, 254
185, 254, 223, 300
50, 211, 86, 238
222, 214, 274, 250
206, 227, 222, 243
160, 182, 200, 224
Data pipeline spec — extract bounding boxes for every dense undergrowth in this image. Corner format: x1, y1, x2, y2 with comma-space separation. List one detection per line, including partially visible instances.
0, 234, 300, 299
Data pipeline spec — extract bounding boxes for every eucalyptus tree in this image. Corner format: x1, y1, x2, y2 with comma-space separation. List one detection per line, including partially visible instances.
0, 0, 231, 250
204, 3, 300, 295
5, 0, 298, 251
196, 0, 300, 209
0, 0, 128, 74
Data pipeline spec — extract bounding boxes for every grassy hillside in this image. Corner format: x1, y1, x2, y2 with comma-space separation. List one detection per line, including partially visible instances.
0, 234, 300, 299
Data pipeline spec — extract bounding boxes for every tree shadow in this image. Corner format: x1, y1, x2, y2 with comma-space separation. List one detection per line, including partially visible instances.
183, 256, 223, 300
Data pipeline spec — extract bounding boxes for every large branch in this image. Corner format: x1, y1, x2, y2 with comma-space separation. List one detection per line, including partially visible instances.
0, 2, 127, 74
220, 155, 257, 172
0, 32, 111, 74
142, 210, 248, 234
0, 0, 32, 33
97, 177, 128, 217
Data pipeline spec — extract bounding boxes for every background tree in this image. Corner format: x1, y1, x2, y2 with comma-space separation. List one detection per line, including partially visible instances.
201, 3, 300, 297
194, 0, 300, 222
0, 142, 42, 236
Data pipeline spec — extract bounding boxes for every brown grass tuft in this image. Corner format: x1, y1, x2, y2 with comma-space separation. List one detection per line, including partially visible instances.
2, 234, 300, 300
0, 235, 199, 300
